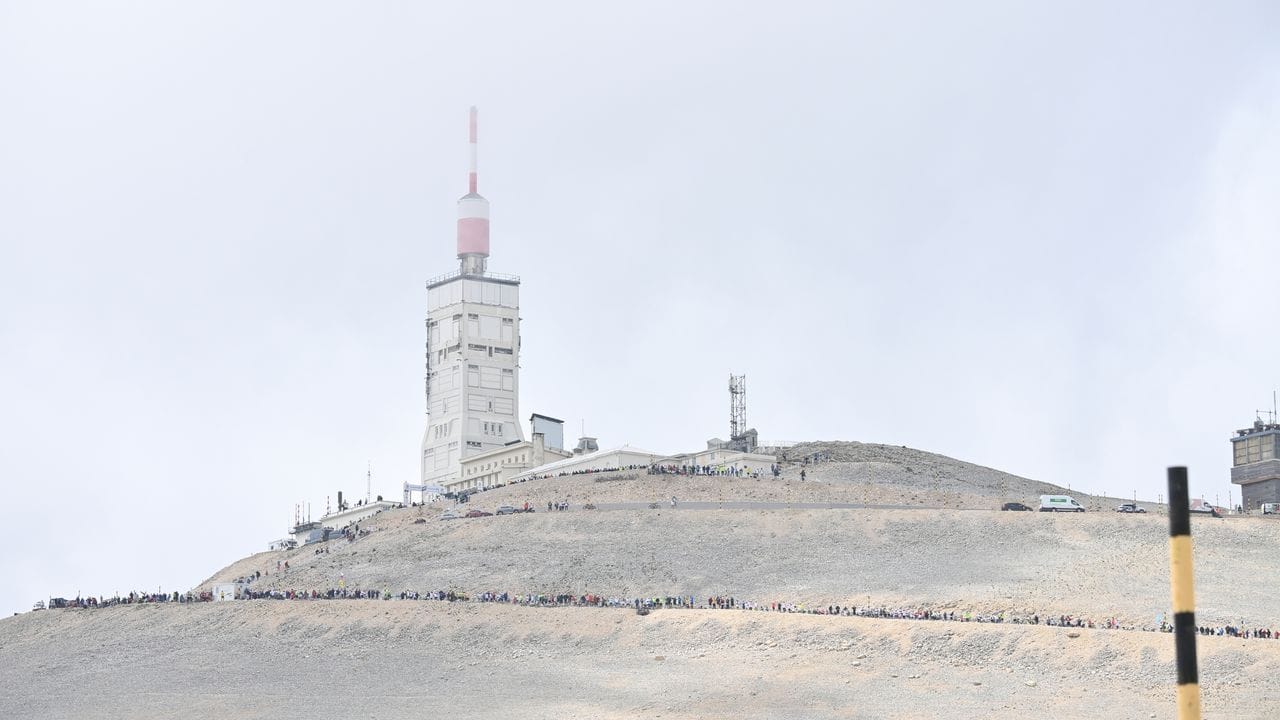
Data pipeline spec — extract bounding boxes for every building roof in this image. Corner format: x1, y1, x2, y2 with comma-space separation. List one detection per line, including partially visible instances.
317, 500, 397, 527
514, 444, 660, 480
530, 413, 565, 424
461, 438, 533, 464
425, 268, 521, 289
1234, 422, 1280, 439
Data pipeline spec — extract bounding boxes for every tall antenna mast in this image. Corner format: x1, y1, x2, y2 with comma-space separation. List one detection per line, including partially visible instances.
469, 106, 478, 194
366, 460, 372, 504
457, 106, 490, 276
729, 374, 746, 440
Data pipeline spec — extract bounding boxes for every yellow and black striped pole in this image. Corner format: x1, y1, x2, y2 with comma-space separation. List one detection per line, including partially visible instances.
1167, 466, 1201, 720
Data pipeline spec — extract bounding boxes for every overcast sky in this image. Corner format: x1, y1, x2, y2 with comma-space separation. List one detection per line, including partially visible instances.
2, 1, 1278, 616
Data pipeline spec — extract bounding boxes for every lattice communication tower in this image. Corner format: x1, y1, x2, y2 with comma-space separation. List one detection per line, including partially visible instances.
729, 374, 746, 440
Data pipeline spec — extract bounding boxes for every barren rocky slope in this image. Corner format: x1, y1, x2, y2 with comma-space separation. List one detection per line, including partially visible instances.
452, 441, 1150, 512
4, 441, 1274, 719
203, 503, 1279, 627
4, 601, 1279, 720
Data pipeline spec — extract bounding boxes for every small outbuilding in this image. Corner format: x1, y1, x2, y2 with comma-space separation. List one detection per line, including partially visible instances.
212, 583, 239, 602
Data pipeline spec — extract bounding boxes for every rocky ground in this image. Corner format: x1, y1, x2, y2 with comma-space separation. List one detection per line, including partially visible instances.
197, 447, 1272, 628
2, 441, 1274, 719
452, 441, 1157, 512
3, 601, 1278, 719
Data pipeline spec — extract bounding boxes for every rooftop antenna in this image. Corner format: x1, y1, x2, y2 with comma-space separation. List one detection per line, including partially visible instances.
366, 460, 372, 504
457, 106, 490, 275
729, 374, 746, 440
469, 105, 478, 195
1256, 393, 1277, 426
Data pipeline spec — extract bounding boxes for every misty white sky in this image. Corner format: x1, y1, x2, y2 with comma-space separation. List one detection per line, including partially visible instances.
2, 1, 1279, 616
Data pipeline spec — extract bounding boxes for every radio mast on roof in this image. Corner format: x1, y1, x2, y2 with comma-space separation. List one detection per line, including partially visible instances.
730, 374, 746, 440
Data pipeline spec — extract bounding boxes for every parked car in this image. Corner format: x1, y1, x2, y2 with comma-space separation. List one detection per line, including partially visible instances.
31, 601, 45, 611
1262, 503, 1280, 515
1001, 502, 1033, 512
1115, 503, 1147, 513
1039, 495, 1085, 512
494, 505, 518, 515
464, 509, 493, 518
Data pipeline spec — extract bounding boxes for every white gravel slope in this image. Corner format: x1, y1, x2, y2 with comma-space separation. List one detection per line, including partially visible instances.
3, 601, 1278, 720
203, 503, 1278, 627
6, 442, 1272, 720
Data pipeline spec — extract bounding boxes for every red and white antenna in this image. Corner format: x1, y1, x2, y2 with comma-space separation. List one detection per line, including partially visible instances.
457, 105, 490, 271
468, 105, 479, 194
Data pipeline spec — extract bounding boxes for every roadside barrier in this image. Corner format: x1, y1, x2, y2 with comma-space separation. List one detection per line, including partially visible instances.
1167, 466, 1201, 720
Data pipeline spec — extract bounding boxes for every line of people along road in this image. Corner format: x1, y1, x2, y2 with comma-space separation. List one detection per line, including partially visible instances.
34, 586, 1280, 642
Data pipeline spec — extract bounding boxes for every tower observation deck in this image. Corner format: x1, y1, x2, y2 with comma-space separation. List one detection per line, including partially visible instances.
1230, 418, 1280, 511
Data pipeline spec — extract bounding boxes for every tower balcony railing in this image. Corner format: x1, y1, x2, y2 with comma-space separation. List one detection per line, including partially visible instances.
425, 268, 521, 288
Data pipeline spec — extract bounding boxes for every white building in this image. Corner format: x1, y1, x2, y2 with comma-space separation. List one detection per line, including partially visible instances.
421, 107, 526, 491
316, 500, 397, 532
458, 429, 573, 491
513, 444, 662, 481
531, 413, 565, 455
212, 583, 239, 601
655, 447, 777, 475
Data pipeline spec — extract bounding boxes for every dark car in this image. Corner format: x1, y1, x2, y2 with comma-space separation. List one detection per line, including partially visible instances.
464, 509, 493, 518
1001, 502, 1033, 512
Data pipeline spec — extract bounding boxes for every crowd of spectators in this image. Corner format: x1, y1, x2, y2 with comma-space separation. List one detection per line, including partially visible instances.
1186, 623, 1275, 638
38, 584, 1280, 642
43, 591, 211, 609
648, 463, 778, 478
520, 464, 650, 483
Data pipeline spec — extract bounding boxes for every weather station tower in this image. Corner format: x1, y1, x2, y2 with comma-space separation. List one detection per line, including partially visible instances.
419, 107, 524, 492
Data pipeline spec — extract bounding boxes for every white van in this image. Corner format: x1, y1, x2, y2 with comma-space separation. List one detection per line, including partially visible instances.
1039, 495, 1085, 513
1261, 503, 1279, 515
